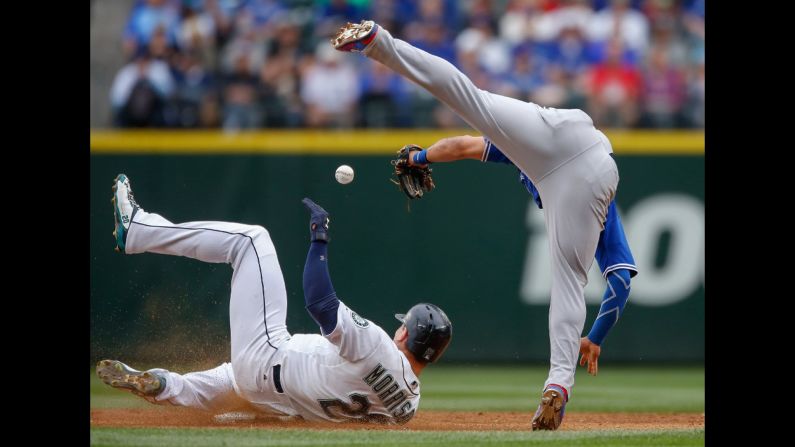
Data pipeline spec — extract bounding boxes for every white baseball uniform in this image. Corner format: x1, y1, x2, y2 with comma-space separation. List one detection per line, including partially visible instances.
362, 27, 618, 395
125, 210, 421, 423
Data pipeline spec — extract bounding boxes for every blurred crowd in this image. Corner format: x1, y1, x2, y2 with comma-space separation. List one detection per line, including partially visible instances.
109, 0, 704, 130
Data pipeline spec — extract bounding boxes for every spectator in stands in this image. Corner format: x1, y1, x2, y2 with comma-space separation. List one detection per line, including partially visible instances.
358, 59, 410, 128
221, 49, 263, 130
546, 25, 593, 76
682, 0, 704, 67
123, 0, 181, 59
417, 0, 447, 22
147, 25, 176, 63
242, 0, 287, 40
586, 0, 649, 56
199, 91, 222, 128
366, 0, 403, 38
534, 0, 593, 42
110, 49, 175, 127
641, 0, 681, 31
172, 50, 216, 128
300, 44, 361, 128
498, 0, 544, 46
494, 44, 546, 100
259, 20, 305, 127
532, 65, 576, 109
399, 0, 445, 45
640, 44, 686, 128
107, 0, 704, 130
685, 61, 704, 128
204, 0, 244, 47
220, 14, 266, 80
585, 37, 641, 127
178, 1, 218, 68
408, 21, 456, 66
455, 15, 512, 77
649, 23, 687, 69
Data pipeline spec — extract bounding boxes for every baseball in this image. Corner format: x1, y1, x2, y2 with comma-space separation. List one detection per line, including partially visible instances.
335, 165, 354, 184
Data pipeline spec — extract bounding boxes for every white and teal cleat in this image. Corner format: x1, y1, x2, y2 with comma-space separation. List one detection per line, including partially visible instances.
111, 174, 141, 253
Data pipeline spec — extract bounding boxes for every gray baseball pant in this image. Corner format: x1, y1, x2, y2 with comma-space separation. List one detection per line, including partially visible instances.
363, 27, 618, 395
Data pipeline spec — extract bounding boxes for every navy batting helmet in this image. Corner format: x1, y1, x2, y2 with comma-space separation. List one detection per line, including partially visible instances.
395, 303, 452, 363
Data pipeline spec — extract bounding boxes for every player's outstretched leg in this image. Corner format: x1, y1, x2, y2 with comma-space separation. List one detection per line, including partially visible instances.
96, 360, 167, 404
332, 20, 502, 135
109, 173, 290, 398
97, 360, 245, 412
331, 21, 589, 181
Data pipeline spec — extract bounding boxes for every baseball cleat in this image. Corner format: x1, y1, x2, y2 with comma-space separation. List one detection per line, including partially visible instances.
111, 174, 141, 253
531, 385, 567, 430
96, 360, 166, 403
331, 20, 379, 52
302, 198, 330, 242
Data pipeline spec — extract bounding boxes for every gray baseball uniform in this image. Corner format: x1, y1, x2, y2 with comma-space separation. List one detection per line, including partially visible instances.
363, 27, 618, 394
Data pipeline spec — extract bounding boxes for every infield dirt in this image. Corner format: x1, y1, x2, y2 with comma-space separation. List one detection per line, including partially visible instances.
91, 407, 704, 431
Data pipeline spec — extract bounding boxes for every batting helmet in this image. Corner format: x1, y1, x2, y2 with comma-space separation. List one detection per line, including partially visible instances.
395, 303, 452, 363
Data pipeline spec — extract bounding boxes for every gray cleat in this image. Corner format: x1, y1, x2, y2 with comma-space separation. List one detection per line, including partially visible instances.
96, 359, 166, 403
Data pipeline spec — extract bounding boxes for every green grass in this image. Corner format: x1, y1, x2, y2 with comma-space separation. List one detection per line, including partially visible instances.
91, 365, 705, 412
419, 366, 704, 412
90, 428, 705, 447
90, 365, 704, 446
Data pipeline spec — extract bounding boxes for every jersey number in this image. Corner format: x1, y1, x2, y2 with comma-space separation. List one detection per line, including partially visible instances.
318, 394, 391, 423
318, 393, 370, 419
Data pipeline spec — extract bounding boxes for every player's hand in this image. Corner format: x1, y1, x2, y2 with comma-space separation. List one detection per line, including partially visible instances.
579, 337, 601, 376
391, 144, 435, 199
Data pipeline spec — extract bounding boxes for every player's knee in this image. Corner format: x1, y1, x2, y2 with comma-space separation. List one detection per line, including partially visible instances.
226, 225, 271, 262
249, 225, 271, 241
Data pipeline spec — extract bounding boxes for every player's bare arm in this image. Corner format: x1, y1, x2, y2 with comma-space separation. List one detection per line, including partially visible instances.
391, 136, 483, 199
407, 136, 485, 167
579, 337, 601, 376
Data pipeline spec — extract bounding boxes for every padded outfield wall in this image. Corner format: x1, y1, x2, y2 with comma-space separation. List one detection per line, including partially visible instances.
90, 130, 704, 364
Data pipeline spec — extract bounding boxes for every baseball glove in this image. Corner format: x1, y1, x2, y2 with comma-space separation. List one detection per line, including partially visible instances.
390, 144, 435, 199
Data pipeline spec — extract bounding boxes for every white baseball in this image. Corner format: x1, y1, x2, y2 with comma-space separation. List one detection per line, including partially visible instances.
335, 165, 354, 184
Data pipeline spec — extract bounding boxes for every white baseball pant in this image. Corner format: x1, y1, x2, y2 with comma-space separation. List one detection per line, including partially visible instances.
125, 210, 292, 411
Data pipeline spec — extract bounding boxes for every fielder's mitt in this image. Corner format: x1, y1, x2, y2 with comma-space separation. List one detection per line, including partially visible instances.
390, 144, 435, 199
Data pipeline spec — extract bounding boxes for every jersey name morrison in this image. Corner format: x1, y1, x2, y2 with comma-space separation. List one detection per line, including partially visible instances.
362, 363, 414, 420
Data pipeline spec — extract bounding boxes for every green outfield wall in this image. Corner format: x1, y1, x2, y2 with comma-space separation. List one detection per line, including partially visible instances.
90, 130, 704, 364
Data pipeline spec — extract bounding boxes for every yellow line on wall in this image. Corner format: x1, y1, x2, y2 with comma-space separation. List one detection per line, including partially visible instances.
90, 130, 704, 155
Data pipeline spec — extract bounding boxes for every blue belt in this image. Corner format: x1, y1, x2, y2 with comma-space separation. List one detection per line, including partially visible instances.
272, 364, 284, 394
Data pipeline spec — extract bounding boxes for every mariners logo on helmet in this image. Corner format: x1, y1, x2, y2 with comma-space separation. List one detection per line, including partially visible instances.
395, 303, 452, 363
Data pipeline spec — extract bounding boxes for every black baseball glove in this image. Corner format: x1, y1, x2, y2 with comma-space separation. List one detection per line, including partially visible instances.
390, 144, 435, 199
